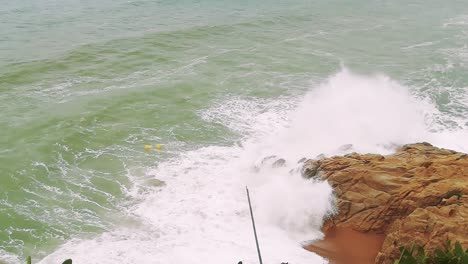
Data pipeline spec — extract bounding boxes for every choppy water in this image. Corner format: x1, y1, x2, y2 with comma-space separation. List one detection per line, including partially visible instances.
1, 0, 467, 263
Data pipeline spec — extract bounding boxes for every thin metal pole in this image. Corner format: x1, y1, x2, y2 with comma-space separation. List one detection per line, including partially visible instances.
246, 186, 263, 264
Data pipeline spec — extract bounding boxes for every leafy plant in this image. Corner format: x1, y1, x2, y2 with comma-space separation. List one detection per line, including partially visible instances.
393, 243, 429, 264
394, 241, 468, 264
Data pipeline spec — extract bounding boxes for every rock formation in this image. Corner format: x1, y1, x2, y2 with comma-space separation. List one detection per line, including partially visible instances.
303, 143, 468, 264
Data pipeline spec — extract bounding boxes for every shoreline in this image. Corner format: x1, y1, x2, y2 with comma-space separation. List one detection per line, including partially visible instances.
301, 143, 468, 263
304, 227, 385, 264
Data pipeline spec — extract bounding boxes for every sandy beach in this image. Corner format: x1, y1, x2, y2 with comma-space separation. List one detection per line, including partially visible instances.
304, 227, 385, 264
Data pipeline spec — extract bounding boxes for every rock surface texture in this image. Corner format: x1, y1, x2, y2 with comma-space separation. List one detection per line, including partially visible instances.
303, 143, 468, 264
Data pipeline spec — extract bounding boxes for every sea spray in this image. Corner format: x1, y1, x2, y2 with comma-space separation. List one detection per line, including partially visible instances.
2, 0, 468, 262
38, 69, 467, 264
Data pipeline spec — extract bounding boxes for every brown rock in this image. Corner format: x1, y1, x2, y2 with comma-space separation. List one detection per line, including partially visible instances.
303, 143, 468, 264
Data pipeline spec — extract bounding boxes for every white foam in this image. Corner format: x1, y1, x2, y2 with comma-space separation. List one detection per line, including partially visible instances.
401, 41, 438, 50
39, 145, 330, 264
443, 15, 468, 27
38, 69, 467, 264
0, 250, 21, 264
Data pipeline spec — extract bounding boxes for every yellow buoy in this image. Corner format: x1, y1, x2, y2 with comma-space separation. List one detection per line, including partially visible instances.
144, 145, 152, 151
156, 144, 162, 150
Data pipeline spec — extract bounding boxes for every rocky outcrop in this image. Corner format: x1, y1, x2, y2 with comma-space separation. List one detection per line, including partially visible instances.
303, 143, 468, 264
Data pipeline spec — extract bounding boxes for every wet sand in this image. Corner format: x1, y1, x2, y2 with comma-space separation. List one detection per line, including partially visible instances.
304, 227, 385, 264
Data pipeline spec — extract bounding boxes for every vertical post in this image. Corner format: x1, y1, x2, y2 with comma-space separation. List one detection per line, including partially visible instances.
246, 186, 263, 264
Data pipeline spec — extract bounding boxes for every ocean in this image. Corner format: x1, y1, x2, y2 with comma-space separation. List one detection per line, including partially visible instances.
0, 0, 467, 263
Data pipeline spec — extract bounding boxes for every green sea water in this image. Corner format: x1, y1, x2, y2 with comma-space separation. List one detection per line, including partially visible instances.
1, 0, 467, 263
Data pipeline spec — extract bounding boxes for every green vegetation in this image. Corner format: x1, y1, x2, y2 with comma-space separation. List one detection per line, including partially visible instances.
394, 241, 468, 264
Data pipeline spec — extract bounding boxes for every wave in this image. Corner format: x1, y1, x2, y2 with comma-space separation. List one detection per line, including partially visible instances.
32, 69, 468, 264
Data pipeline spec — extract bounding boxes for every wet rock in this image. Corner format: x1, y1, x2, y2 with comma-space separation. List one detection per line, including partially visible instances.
297, 157, 307, 163
303, 143, 468, 263
146, 178, 166, 187
272, 158, 286, 168
259, 155, 287, 168
302, 160, 323, 179
261, 155, 277, 165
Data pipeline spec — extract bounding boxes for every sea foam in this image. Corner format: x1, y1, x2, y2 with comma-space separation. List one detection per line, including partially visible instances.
37, 69, 467, 264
